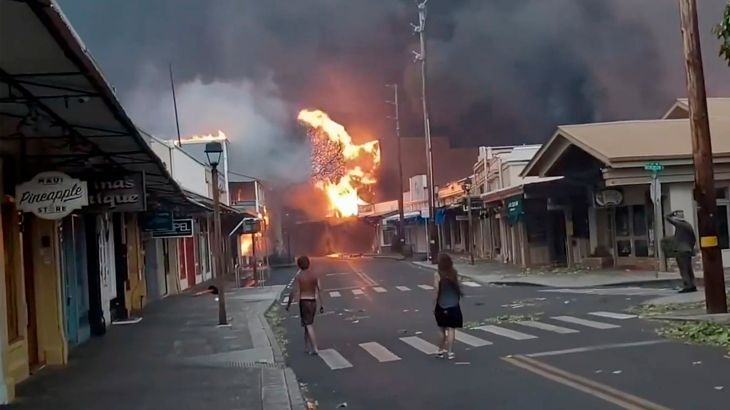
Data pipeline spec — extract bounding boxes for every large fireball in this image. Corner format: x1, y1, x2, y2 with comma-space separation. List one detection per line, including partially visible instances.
297, 109, 380, 217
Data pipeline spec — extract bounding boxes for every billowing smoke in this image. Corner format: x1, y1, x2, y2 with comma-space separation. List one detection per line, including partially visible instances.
59, 0, 730, 193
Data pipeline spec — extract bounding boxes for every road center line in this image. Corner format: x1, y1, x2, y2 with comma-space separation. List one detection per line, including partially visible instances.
504, 355, 671, 410
525, 340, 669, 358
345, 260, 378, 286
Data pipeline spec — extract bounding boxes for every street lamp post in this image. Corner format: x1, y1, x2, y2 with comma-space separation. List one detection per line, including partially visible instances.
205, 141, 228, 325
462, 177, 475, 265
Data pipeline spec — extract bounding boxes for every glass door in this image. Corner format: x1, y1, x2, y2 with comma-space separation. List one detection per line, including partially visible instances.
614, 205, 650, 258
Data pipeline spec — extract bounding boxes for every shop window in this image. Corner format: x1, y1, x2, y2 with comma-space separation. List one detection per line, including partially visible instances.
2, 203, 20, 342
382, 226, 395, 246
454, 221, 462, 245
614, 205, 650, 258
617, 239, 632, 257
632, 205, 647, 236
615, 207, 631, 237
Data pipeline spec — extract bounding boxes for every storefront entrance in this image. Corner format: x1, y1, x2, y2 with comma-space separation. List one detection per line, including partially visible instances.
59, 215, 90, 347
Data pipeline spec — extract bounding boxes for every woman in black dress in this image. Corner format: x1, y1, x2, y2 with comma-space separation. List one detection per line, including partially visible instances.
433, 253, 463, 360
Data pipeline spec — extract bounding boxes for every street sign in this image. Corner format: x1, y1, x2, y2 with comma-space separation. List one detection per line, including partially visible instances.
644, 162, 664, 173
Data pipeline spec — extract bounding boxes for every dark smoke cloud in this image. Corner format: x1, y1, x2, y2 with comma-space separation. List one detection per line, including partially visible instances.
58, 0, 730, 191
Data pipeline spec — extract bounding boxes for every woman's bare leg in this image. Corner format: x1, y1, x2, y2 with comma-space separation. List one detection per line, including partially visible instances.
446, 328, 456, 354
439, 327, 447, 351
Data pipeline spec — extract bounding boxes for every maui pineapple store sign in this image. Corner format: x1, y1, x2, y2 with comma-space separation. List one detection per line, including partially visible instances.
16, 171, 88, 220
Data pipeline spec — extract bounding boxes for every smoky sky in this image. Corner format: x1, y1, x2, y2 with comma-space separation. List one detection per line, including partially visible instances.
57, 0, 730, 189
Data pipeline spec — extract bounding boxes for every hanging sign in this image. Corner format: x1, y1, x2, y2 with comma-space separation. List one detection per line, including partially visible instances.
16, 171, 88, 220
594, 189, 623, 207
241, 218, 262, 234
505, 195, 523, 225
152, 218, 194, 238
141, 211, 174, 231
86, 172, 146, 212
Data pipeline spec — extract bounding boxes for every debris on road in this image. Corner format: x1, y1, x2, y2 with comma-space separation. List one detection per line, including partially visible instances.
714, 386, 725, 391
612, 370, 623, 375
454, 362, 471, 365
692, 361, 703, 365
337, 402, 348, 408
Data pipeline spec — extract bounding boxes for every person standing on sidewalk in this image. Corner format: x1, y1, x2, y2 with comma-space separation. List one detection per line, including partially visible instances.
433, 253, 463, 360
665, 211, 697, 293
286, 256, 323, 355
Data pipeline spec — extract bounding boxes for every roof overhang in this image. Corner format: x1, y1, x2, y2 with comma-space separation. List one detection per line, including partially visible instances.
521, 128, 610, 178
0, 0, 191, 211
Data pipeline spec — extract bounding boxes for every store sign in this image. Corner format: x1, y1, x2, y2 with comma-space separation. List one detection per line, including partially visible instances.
594, 189, 623, 207
16, 171, 88, 220
152, 218, 194, 238
87, 173, 146, 212
141, 211, 174, 231
505, 195, 523, 225
241, 218, 262, 234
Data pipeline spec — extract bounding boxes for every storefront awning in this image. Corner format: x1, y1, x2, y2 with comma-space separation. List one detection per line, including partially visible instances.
383, 211, 422, 223
0, 0, 191, 212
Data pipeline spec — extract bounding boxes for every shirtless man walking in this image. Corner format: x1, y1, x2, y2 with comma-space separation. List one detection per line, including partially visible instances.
286, 256, 323, 355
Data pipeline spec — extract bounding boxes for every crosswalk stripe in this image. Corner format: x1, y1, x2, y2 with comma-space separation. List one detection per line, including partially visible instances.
418, 285, 435, 290
318, 349, 353, 370
462, 281, 481, 288
359, 342, 401, 362
517, 321, 579, 334
551, 316, 620, 329
352, 289, 365, 295
396, 286, 411, 291
474, 325, 537, 340
399, 336, 440, 354
329, 291, 341, 298
373, 287, 387, 293
455, 331, 492, 347
588, 311, 637, 320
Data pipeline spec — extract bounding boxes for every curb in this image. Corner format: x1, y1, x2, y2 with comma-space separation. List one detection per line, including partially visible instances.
410, 261, 684, 289
260, 285, 307, 409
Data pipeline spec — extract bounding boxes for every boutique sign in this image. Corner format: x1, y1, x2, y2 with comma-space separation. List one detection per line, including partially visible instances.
87, 173, 146, 213
16, 171, 89, 220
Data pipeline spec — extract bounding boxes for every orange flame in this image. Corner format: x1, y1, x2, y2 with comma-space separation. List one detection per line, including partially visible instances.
298, 109, 380, 217
179, 130, 227, 144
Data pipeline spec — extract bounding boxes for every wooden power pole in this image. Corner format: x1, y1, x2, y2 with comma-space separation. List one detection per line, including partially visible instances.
678, 0, 727, 313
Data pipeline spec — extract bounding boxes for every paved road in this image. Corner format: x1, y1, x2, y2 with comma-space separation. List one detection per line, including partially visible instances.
272, 257, 730, 410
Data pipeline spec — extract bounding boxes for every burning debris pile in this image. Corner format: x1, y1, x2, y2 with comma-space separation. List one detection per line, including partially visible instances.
297, 109, 380, 218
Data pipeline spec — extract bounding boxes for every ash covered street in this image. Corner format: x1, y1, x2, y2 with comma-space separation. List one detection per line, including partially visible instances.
2, 1, 730, 409
271, 257, 730, 410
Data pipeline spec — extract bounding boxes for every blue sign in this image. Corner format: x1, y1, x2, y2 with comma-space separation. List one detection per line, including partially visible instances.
435, 209, 447, 225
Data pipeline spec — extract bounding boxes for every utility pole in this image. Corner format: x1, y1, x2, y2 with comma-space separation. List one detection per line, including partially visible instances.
168, 63, 182, 147
678, 0, 727, 313
413, 0, 439, 263
386, 83, 406, 254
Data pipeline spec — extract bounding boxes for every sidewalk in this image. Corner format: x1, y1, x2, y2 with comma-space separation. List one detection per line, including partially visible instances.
8, 285, 304, 410
412, 260, 694, 288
